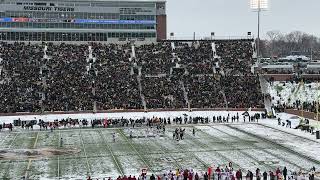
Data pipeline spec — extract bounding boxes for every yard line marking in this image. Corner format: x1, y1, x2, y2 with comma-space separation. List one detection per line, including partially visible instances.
207, 125, 274, 170
2, 132, 19, 179
78, 127, 92, 176
98, 130, 124, 176
58, 129, 61, 179
193, 126, 243, 169
117, 129, 155, 173
33, 132, 39, 149
161, 131, 209, 168
24, 132, 39, 179
147, 134, 183, 169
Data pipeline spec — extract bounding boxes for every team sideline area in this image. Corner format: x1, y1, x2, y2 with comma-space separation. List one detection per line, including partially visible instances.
0, 111, 319, 179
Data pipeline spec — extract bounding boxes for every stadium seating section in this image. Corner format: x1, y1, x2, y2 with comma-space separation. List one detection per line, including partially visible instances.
0, 40, 264, 113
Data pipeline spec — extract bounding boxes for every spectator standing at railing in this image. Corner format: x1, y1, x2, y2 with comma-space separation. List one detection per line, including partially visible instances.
236, 169, 242, 180
263, 171, 268, 180
283, 167, 288, 180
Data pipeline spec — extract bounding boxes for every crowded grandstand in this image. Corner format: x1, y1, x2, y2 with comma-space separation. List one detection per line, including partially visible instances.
0, 0, 320, 179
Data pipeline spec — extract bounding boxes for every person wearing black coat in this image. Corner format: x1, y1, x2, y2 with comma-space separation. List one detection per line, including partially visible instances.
150, 174, 155, 180
283, 167, 287, 180
263, 171, 268, 180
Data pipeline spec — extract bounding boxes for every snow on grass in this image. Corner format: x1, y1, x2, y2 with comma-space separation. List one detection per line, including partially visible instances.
1, 111, 320, 179
234, 123, 320, 162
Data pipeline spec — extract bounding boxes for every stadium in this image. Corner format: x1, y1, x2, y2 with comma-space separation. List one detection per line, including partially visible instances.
0, 0, 319, 179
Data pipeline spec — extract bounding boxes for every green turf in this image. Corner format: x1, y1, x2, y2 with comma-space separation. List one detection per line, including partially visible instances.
0, 124, 318, 179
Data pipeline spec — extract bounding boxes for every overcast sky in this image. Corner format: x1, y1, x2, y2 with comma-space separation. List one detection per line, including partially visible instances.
166, 0, 320, 39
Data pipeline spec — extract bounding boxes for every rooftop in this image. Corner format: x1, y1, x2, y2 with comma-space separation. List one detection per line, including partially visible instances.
27, 0, 166, 2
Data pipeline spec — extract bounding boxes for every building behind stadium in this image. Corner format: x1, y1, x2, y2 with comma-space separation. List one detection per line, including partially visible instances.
0, 0, 167, 42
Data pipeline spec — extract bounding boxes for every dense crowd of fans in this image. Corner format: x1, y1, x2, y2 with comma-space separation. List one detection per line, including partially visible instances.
215, 40, 254, 75
274, 100, 319, 114
0, 40, 264, 113
86, 165, 317, 180
142, 76, 186, 109
92, 43, 142, 110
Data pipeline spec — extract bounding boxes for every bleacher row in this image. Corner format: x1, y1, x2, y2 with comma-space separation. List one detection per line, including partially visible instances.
0, 40, 264, 113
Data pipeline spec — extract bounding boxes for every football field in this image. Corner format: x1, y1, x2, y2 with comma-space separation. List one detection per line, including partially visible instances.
0, 123, 319, 180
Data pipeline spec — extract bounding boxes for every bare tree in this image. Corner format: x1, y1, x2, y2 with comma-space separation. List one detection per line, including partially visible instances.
262, 31, 320, 59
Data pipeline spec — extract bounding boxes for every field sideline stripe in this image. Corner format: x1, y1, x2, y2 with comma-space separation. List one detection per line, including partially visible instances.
98, 130, 124, 176
11, 122, 258, 134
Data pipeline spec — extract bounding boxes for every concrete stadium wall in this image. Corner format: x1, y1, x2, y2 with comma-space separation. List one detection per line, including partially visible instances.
284, 109, 320, 121
262, 74, 294, 81
0, 108, 265, 117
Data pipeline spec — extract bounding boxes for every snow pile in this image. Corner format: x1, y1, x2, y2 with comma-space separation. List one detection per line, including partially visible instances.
268, 81, 320, 106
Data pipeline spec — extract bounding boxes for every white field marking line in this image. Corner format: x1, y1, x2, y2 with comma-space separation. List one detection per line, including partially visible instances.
161, 130, 208, 168
25, 132, 39, 179
117, 129, 153, 172
0, 132, 11, 146
7, 133, 19, 149
144, 132, 183, 169
12, 122, 260, 134
58, 129, 61, 180
98, 130, 124, 176
78, 128, 91, 176
1, 132, 19, 179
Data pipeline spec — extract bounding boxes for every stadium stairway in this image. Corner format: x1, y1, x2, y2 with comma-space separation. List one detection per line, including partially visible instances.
220, 90, 228, 109
252, 42, 257, 59
40, 45, 50, 113
136, 75, 147, 111
131, 44, 136, 58
179, 80, 190, 110
259, 75, 273, 114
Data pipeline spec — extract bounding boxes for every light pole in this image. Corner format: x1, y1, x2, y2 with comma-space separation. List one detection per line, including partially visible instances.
250, 0, 268, 62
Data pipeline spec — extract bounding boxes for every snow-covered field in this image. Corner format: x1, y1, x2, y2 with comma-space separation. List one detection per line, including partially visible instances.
0, 111, 320, 179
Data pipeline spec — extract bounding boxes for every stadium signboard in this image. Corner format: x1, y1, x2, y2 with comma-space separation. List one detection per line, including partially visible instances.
23, 6, 75, 12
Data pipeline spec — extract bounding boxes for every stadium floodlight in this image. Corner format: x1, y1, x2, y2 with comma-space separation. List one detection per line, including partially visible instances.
250, 0, 268, 61
250, 0, 268, 10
